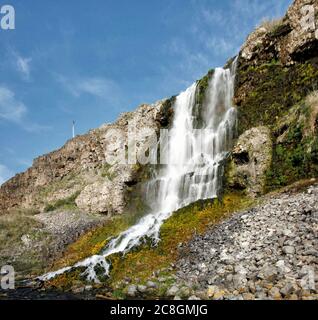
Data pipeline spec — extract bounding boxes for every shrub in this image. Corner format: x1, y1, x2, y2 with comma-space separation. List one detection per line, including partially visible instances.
44, 191, 80, 212
259, 18, 284, 33
305, 91, 318, 134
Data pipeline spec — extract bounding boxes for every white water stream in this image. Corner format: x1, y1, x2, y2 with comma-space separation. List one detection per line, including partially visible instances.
40, 61, 237, 283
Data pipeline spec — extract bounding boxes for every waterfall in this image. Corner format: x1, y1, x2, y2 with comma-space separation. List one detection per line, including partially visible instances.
39, 60, 237, 283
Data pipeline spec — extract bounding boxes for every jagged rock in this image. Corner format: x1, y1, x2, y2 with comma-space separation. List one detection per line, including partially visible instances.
227, 126, 272, 196
240, 0, 318, 65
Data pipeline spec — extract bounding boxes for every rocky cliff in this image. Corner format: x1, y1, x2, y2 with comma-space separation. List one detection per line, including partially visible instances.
0, 101, 173, 215
228, 0, 318, 195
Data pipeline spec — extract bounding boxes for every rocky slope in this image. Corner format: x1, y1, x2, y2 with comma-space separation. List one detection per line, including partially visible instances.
174, 182, 318, 300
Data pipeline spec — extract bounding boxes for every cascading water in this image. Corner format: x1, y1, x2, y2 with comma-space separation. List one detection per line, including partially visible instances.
40, 60, 238, 283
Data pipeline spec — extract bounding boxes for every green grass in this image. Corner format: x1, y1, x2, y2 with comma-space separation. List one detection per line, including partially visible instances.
44, 191, 80, 212
0, 209, 49, 276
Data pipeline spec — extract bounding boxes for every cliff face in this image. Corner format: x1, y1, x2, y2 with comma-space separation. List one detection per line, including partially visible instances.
0, 101, 173, 215
229, 0, 318, 195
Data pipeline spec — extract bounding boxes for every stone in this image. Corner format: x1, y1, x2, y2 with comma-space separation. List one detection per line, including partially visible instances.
233, 274, 248, 290
137, 285, 147, 293
188, 295, 201, 300
207, 285, 219, 298
166, 285, 179, 297
127, 285, 137, 297
242, 293, 255, 300
146, 281, 158, 289
269, 287, 282, 300
227, 126, 272, 197
21, 234, 32, 247
258, 266, 278, 282
84, 285, 93, 291
283, 246, 295, 255
213, 290, 226, 300
280, 283, 294, 297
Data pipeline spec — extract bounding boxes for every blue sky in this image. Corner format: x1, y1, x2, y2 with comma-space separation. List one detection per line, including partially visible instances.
0, 0, 292, 184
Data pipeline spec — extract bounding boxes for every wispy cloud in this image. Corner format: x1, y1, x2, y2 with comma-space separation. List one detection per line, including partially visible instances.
0, 86, 49, 132
10, 50, 32, 81
0, 164, 13, 186
16, 56, 32, 80
57, 75, 123, 106
0, 87, 27, 122
162, 0, 291, 84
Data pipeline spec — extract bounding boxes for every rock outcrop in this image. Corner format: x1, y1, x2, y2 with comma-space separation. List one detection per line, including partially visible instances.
235, 0, 318, 192
0, 101, 173, 215
240, 0, 318, 66
227, 126, 272, 196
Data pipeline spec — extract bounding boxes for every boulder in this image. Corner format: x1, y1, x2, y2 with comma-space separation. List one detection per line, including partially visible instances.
227, 126, 272, 196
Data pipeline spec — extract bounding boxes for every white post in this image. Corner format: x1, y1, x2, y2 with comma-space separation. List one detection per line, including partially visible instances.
72, 120, 75, 138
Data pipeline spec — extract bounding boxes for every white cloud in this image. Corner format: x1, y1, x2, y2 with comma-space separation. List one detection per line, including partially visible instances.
0, 86, 49, 132
201, 8, 227, 26
10, 49, 32, 80
0, 87, 27, 122
57, 75, 123, 106
0, 164, 13, 186
16, 55, 32, 80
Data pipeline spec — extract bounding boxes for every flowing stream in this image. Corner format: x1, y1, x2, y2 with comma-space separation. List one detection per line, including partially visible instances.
40, 60, 237, 283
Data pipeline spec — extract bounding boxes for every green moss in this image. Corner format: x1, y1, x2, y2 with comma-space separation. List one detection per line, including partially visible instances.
236, 55, 318, 191
48, 192, 253, 292
264, 100, 318, 191
44, 191, 80, 212
237, 60, 318, 134
195, 69, 214, 107
0, 209, 51, 276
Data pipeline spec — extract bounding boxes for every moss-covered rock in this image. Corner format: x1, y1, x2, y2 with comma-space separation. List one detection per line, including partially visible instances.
234, 3, 318, 192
